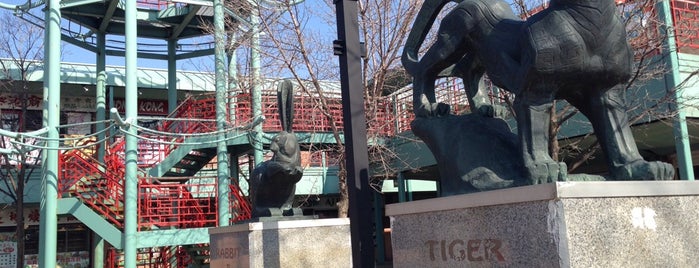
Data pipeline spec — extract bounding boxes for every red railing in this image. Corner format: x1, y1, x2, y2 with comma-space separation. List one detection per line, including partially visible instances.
671, 0, 699, 53
106, 246, 194, 268
61, 151, 249, 231
58, 149, 97, 194
173, 246, 194, 267
160, 95, 219, 135
230, 182, 252, 223
58, 141, 126, 227
229, 78, 479, 136
234, 93, 344, 133
137, 175, 251, 230
57, 91, 259, 231
100, 95, 219, 171
140, 95, 220, 167
138, 178, 215, 229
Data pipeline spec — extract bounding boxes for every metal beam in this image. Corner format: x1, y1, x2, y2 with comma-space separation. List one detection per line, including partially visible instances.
59, 0, 103, 9
56, 198, 124, 249
0, 0, 45, 11
175, 48, 215, 60
172, 0, 212, 6
104, 48, 215, 60
105, 49, 169, 59
57, 199, 213, 249
98, 0, 119, 32
61, 34, 98, 53
170, 5, 201, 39
136, 228, 210, 248
334, 0, 374, 266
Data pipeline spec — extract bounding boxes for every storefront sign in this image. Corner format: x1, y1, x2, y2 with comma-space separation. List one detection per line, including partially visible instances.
0, 93, 170, 115
0, 208, 79, 227
0, 240, 16, 268
0, 94, 43, 110
24, 251, 90, 268
0, 94, 96, 112
113, 98, 169, 115
62, 96, 96, 112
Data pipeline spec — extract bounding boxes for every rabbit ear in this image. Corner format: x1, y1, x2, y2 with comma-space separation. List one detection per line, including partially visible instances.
277, 79, 294, 132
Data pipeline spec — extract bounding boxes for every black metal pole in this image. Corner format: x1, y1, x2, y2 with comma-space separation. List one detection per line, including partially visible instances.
334, 0, 375, 267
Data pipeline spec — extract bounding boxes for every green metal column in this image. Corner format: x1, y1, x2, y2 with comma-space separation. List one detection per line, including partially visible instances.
124, 0, 138, 266
96, 33, 107, 162
109, 85, 115, 144
168, 39, 178, 114
251, 11, 263, 166
38, 0, 61, 266
214, 0, 231, 226
92, 232, 104, 268
321, 151, 327, 183
658, 0, 695, 180
228, 33, 238, 124
94, 32, 106, 268
230, 154, 239, 184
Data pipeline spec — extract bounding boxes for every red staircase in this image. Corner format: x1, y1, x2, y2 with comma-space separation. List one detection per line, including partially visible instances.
59, 143, 126, 227
57, 95, 252, 267
58, 95, 252, 231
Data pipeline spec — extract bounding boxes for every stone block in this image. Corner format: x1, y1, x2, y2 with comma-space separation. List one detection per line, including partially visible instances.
209, 218, 352, 268
386, 181, 699, 267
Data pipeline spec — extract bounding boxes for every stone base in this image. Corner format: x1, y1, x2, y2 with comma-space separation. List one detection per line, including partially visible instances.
386, 181, 699, 267
208, 218, 352, 268
411, 114, 524, 195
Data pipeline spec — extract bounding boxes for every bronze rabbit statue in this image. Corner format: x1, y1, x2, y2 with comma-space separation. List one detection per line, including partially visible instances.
249, 80, 304, 218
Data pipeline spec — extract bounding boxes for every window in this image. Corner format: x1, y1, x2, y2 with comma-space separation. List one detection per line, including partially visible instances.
0, 110, 42, 132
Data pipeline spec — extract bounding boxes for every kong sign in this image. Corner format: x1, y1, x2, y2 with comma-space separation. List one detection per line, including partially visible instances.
113, 98, 169, 116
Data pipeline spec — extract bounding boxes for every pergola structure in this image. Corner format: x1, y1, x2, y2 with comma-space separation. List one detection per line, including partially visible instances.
34, 0, 240, 267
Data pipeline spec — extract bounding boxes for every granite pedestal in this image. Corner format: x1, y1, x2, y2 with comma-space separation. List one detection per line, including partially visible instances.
208, 218, 351, 268
386, 181, 699, 267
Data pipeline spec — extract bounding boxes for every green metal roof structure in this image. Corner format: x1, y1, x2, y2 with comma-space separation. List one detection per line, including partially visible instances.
0, 0, 254, 266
